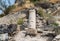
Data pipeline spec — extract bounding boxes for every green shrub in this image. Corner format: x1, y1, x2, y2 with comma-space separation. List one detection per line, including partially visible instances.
55, 27, 60, 35
52, 23, 59, 26
37, 8, 44, 17
17, 18, 23, 25
0, 14, 5, 18
30, 0, 40, 3
37, 8, 54, 20
4, 5, 16, 15
37, 8, 48, 18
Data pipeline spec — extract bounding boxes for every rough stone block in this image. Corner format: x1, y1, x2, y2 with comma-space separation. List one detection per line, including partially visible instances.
8, 24, 17, 36
25, 28, 37, 36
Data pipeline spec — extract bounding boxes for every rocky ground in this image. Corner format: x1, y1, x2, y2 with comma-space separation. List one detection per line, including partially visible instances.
0, 10, 26, 24
0, 10, 57, 41
8, 31, 53, 41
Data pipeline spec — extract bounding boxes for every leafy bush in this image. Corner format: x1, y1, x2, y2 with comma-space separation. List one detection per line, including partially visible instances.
37, 8, 44, 17
37, 8, 54, 20
30, 0, 40, 3
52, 23, 59, 26
17, 18, 23, 25
37, 8, 48, 18
55, 27, 60, 35
4, 5, 16, 15
0, 14, 5, 18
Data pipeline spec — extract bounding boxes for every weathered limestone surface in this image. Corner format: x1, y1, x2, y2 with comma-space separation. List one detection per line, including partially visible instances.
52, 34, 60, 41
13, 31, 53, 41
0, 11, 26, 24
28, 9, 36, 29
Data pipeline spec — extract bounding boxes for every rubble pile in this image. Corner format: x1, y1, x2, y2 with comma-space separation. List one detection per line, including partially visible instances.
1, 14, 56, 41
0, 12, 59, 41
0, 24, 17, 41
13, 31, 54, 41
0, 23, 56, 41
0, 15, 59, 41
0, 0, 60, 41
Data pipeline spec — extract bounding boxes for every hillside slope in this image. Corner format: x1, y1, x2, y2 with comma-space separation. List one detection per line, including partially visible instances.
0, 11, 26, 24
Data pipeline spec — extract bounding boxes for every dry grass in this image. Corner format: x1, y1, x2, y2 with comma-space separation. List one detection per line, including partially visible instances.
49, 0, 60, 3
11, 2, 34, 13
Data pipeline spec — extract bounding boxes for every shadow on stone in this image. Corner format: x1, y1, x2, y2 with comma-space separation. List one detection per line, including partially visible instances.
7, 24, 17, 36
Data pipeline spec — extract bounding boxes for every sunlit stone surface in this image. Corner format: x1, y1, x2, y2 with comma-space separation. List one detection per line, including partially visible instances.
28, 9, 36, 29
